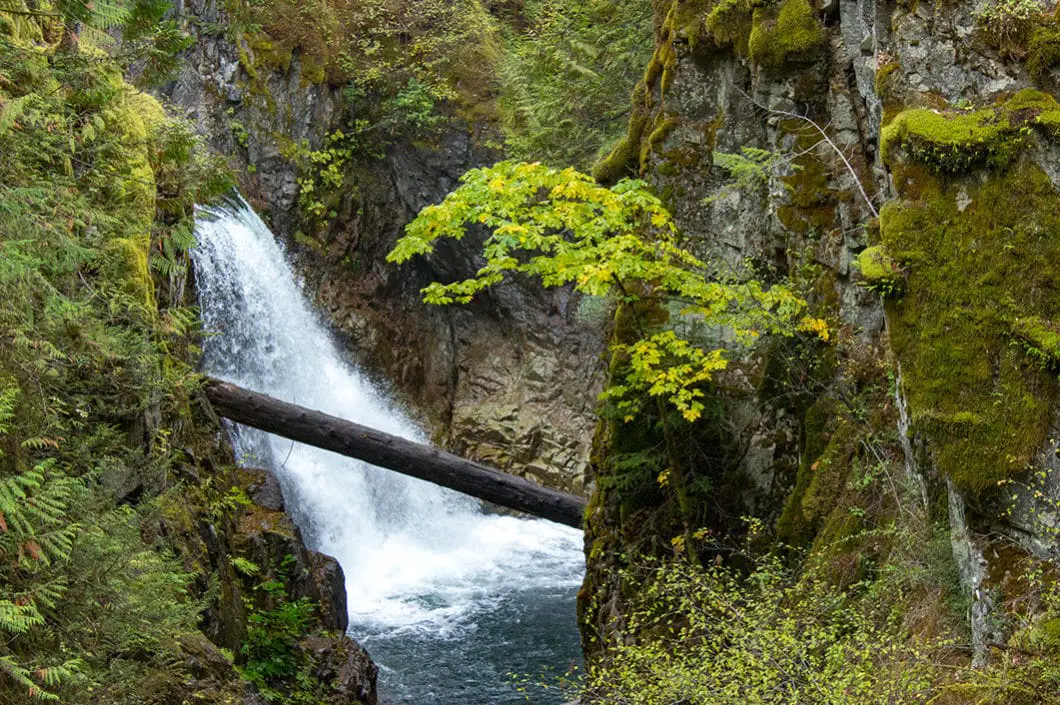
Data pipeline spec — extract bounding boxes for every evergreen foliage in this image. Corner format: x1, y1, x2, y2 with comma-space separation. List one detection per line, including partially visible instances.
497, 0, 654, 168
0, 7, 233, 701
239, 0, 500, 104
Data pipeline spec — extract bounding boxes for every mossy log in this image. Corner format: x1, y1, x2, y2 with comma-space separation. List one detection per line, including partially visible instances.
204, 380, 586, 528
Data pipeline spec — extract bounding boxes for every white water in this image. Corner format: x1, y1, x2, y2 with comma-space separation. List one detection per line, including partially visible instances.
191, 197, 584, 700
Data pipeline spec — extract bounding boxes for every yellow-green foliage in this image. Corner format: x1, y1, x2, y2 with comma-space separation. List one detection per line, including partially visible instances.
880, 162, 1060, 491
881, 90, 1060, 172
390, 160, 827, 420
747, 0, 824, 69
581, 555, 944, 704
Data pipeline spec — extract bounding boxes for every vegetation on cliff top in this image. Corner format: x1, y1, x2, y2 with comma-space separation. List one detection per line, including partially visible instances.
497, 0, 654, 169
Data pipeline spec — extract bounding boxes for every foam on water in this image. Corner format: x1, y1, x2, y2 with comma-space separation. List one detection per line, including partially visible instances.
191, 197, 584, 700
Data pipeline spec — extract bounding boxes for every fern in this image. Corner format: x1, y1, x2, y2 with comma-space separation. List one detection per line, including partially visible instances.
705, 147, 801, 204
0, 655, 81, 702
56, 0, 131, 29
0, 94, 40, 136
0, 601, 45, 636
0, 461, 81, 568
0, 384, 16, 438
713, 146, 790, 188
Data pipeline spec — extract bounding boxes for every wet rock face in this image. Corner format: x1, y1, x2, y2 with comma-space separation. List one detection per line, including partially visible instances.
235, 469, 378, 704
300, 634, 379, 705
170, 463, 377, 704
168, 0, 605, 493
236, 470, 349, 633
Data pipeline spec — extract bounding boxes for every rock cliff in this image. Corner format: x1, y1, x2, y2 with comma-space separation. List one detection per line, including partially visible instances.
579, 0, 1060, 667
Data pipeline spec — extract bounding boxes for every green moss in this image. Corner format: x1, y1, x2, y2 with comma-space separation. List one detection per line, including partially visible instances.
666, 0, 716, 51
245, 32, 294, 74
1033, 103, 1060, 137
874, 59, 900, 98
704, 0, 755, 53
747, 0, 824, 69
1011, 317, 1060, 369
593, 137, 636, 184
657, 39, 679, 94
106, 238, 157, 313
777, 398, 839, 544
881, 162, 1060, 492
640, 117, 679, 165
1005, 87, 1060, 112
237, 42, 258, 80
593, 83, 653, 184
881, 90, 1060, 173
300, 54, 327, 85
855, 246, 903, 296
881, 108, 1022, 172
1028, 21, 1060, 78
776, 121, 840, 235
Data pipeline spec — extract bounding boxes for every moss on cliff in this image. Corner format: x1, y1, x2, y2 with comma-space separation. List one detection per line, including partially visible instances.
881, 89, 1060, 172
881, 161, 1060, 492
747, 0, 823, 69
855, 245, 903, 296
1028, 19, 1060, 78
1011, 317, 1060, 370
704, 0, 756, 52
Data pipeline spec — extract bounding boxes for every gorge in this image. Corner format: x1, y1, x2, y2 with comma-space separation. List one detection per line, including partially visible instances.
1, 0, 1060, 702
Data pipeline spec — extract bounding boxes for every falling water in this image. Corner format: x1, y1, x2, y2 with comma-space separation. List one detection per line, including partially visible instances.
192, 196, 584, 703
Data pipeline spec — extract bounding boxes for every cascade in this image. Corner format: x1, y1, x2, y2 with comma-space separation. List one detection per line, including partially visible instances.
192, 197, 584, 703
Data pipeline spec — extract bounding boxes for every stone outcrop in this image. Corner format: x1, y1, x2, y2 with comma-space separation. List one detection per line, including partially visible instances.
226, 468, 378, 704
579, 0, 1060, 662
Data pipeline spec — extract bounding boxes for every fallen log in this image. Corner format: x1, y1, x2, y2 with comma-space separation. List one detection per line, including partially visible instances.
203, 379, 586, 528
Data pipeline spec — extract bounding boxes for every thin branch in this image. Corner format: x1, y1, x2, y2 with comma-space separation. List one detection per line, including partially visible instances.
733, 84, 880, 219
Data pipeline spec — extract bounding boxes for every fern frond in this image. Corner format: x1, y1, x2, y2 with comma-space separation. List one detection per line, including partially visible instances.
0, 94, 39, 136
0, 600, 44, 635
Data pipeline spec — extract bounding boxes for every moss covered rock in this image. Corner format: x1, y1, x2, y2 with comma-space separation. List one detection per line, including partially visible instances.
855, 246, 903, 296
881, 90, 1060, 173
747, 0, 824, 69
882, 162, 1060, 492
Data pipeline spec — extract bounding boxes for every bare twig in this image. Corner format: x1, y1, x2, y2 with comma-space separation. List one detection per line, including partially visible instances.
733, 85, 880, 218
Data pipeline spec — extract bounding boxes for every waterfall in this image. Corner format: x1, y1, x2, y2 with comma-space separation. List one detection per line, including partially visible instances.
192, 197, 584, 703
